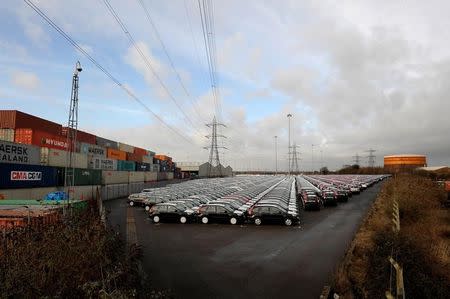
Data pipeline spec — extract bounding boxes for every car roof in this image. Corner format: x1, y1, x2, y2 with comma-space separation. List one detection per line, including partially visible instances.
253, 203, 284, 209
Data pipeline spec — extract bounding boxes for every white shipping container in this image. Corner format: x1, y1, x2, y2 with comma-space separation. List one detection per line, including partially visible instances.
142, 155, 152, 164
88, 155, 117, 170
118, 142, 134, 153
41, 148, 88, 169
80, 142, 106, 157
129, 171, 145, 183
0, 187, 57, 200
151, 164, 160, 172
72, 185, 101, 200
0, 129, 15, 142
102, 170, 129, 184
144, 172, 157, 182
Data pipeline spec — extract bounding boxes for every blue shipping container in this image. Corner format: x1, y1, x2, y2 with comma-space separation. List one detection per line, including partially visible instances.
0, 163, 58, 189
117, 160, 135, 171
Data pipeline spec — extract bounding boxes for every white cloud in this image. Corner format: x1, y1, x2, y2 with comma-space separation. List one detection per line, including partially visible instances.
10, 70, 40, 91
4, 0, 450, 170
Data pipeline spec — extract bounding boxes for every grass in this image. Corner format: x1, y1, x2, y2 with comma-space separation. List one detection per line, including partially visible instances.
332, 174, 450, 299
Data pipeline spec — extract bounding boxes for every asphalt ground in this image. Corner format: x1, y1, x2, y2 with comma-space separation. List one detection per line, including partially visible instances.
104, 181, 384, 299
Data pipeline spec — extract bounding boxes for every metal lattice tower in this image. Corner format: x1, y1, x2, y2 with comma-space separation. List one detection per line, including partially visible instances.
204, 116, 227, 177
64, 61, 82, 202
290, 143, 300, 174
352, 153, 361, 166
365, 148, 376, 167
287, 114, 293, 175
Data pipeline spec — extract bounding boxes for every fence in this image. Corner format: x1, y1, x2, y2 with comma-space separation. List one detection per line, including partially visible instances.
385, 198, 405, 299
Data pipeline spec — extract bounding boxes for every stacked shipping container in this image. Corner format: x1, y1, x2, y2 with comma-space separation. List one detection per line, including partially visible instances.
0, 110, 176, 191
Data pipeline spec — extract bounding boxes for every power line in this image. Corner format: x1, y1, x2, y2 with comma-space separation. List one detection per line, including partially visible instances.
103, 0, 204, 135
198, 0, 222, 120
23, 0, 193, 144
137, 0, 207, 123
184, 0, 205, 76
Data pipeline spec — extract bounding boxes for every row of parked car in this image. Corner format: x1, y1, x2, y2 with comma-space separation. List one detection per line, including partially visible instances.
127, 175, 389, 226
297, 174, 389, 210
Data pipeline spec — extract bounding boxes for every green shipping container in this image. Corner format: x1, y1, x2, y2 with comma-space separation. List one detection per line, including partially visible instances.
117, 160, 135, 171
66, 168, 102, 186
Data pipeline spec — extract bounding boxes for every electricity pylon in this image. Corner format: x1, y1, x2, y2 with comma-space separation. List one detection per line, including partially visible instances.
290, 143, 301, 174
365, 148, 376, 168
204, 116, 227, 177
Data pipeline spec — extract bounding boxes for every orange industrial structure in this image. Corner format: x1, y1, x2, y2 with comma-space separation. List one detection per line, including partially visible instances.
384, 154, 427, 172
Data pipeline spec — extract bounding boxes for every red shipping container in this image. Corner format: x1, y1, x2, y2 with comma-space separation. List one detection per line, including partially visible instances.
445, 181, 450, 192
0, 110, 62, 135
61, 127, 96, 145
15, 128, 75, 151
133, 147, 148, 156
127, 152, 144, 162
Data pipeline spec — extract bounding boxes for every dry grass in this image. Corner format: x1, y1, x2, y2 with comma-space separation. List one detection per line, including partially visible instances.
332, 174, 450, 299
0, 200, 157, 298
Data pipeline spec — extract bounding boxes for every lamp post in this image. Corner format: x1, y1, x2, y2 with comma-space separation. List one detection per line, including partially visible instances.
311, 144, 315, 173
287, 114, 292, 175
320, 149, 323, 170
274, 135, 278, 175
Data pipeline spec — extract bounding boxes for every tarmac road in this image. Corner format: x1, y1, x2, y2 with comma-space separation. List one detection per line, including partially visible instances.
104, 181, 383, 299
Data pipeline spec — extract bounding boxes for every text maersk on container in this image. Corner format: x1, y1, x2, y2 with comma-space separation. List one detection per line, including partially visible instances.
10, 171, 42, 181
1, 143, 32, 163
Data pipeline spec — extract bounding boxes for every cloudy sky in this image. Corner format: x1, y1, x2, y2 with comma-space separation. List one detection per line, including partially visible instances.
1, 0, 449, 171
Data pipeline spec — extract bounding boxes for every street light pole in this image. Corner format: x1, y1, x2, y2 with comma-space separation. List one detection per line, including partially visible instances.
287, 114, 292, 175
311, 144, 315, 173
274, 136, 278, 175
320, 149, 323, 170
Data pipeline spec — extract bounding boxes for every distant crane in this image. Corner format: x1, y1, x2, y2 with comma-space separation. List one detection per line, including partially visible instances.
365, 148, 377, 167
64, 61, 82, 204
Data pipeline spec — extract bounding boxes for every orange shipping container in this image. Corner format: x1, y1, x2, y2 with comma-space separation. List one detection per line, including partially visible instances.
155, 154, 172, 161
107, 148, 127, 161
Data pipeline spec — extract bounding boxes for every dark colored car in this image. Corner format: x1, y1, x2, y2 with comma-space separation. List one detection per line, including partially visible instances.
321, 191, 337, 206
127, 193, 149, 207
336, 189, 349, 202
149, 202, 196, 224
248, 204, 299, 226
302, 194, 323, 211
198, 204, 245, 225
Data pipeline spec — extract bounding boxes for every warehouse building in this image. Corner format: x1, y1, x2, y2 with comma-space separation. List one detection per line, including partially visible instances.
416, 166, 450, 175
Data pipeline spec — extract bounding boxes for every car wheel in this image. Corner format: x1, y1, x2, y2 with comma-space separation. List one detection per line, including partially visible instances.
129, 201, 134, 206
180, 216, 187, 224
230, 217, 238, 225
145, 205, 150, 211
201, 216, 209, 224
254, 217, 262, 225
285, 218, 293, 226
153, 215, 160, 223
